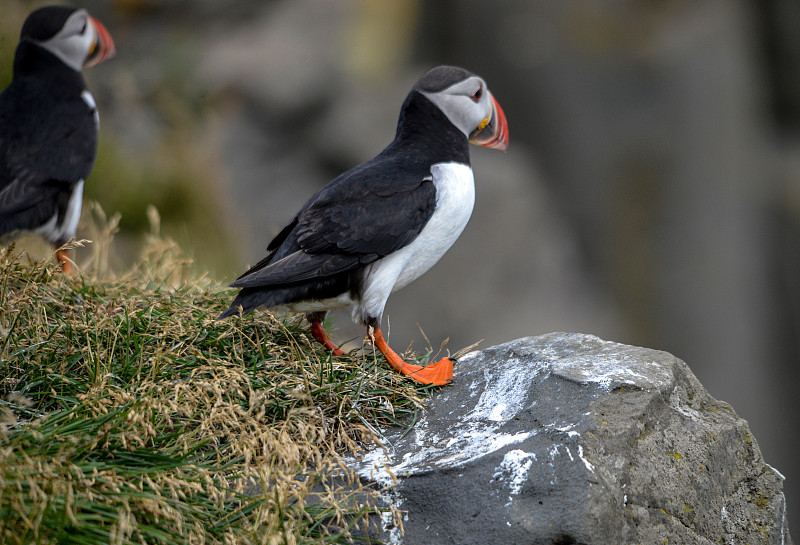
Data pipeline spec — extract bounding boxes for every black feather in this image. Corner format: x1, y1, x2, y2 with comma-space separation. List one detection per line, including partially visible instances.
221, 87, 470, 317
0, 38, 97, 243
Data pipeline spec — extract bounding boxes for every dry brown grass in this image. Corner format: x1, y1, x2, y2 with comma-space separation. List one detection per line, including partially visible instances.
0, 206, 430, 544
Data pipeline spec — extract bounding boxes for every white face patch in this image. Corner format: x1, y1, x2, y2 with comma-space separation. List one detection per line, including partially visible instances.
419, 76, 493, 138
38, 9, 95, 72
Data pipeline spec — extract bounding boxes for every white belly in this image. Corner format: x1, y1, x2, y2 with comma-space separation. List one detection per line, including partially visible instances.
274, 292, 354, 314
354, 162, 475, 324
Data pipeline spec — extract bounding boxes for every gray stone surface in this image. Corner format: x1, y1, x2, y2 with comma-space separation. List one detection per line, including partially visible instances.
73, 1, 800, 528
354, 333, 791, 544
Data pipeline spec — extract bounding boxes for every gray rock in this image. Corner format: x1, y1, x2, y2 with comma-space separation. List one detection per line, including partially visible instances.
354, 333, 791, 545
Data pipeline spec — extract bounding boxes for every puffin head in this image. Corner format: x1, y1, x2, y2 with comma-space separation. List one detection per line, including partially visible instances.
415, 65, 509, 151
21, 6, 115, 72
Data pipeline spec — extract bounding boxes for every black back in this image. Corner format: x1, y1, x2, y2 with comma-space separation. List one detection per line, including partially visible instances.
220, 88, 471, 317
0, 30, 97, 237
234, 89, 469, 286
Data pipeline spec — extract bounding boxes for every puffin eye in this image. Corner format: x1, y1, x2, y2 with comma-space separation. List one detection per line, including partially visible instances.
471, 86, 483, 102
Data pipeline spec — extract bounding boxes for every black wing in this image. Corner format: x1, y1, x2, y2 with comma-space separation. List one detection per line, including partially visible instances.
0, 69, 97, 226
0, 179, 63, 235
231, 155, 437, 289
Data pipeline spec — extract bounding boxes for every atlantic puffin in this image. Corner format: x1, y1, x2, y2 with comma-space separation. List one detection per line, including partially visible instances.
220, 66, 509, 386
0, 6, 115, 272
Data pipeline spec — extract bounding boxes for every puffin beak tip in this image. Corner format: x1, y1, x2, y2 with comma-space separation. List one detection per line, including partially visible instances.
84, 16, 116, 68
469, 92, 509, 152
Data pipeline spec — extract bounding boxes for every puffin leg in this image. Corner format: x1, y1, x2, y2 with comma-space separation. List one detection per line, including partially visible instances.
307, 313, 346, 356
370, 327, 453, 386
55, 249, 72, 273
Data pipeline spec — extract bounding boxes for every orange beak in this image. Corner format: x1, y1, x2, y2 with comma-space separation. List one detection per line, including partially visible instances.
469, 92, 509, 151
84, 16, 115, 68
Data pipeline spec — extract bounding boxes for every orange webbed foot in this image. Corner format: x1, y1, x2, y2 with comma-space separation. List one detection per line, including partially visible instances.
370, 327, 453, 386
405, 356, 454, 386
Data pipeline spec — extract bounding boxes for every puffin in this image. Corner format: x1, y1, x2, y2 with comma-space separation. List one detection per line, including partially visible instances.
220, 66, 509, 386
0, 6, 115, 272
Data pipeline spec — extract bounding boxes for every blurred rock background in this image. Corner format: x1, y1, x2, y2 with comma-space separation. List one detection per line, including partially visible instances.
2, 0, 797, 534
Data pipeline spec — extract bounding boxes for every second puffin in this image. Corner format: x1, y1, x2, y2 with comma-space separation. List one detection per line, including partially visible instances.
220, 66, 509, 386
0, 6, 115, 272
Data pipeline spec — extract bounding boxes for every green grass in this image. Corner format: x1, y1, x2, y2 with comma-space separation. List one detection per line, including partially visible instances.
0, 214, 433, 544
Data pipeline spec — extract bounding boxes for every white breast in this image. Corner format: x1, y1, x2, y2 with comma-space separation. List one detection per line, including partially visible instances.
354, 162, 475, 324
81, 90, 99, 126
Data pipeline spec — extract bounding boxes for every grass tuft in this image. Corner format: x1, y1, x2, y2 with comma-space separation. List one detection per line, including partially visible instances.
0, 208, 432, 544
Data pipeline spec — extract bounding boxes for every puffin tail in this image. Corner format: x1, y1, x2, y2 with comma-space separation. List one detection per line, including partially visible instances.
218, 305, 246, 320
218, 287, 273, 320
218, 273, 353, 321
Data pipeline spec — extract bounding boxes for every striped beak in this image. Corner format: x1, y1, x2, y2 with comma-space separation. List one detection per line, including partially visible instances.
469, 92, 509, 151
84, 16, 115, 68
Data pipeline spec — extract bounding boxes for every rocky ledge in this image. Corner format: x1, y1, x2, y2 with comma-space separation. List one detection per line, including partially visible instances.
352, 333, 791, 545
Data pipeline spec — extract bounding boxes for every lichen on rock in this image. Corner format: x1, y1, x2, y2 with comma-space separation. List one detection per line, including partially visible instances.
352, 333, 792, 545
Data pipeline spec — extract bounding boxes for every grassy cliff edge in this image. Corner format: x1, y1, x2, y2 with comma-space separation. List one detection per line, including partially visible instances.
0, 219, 432, 545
